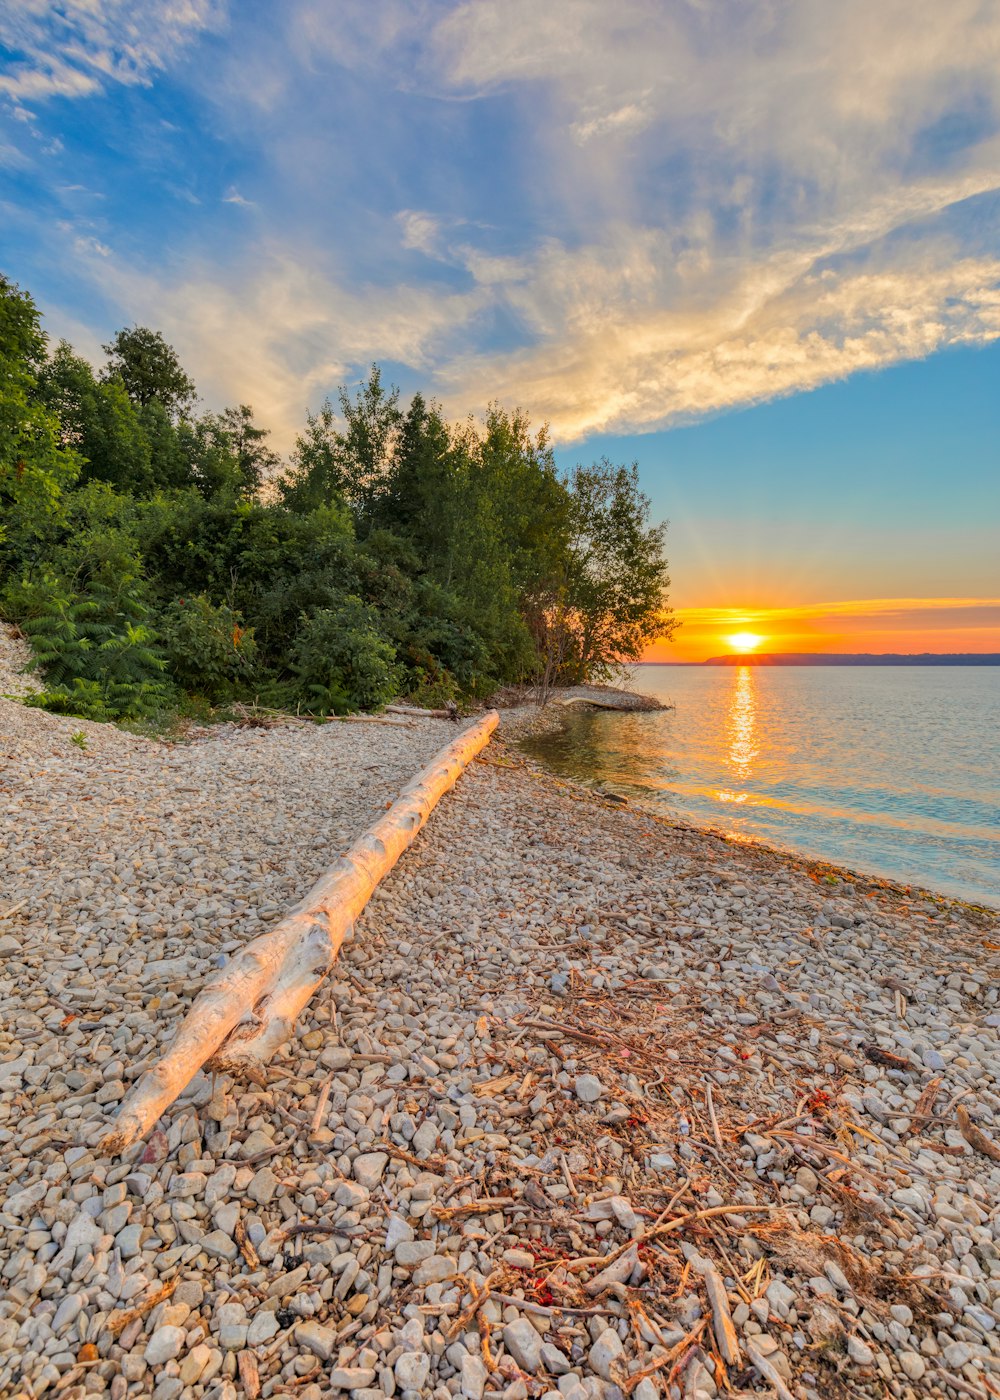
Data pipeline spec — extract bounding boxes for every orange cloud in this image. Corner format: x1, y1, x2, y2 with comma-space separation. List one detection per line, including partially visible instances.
650, 597, 1000, 663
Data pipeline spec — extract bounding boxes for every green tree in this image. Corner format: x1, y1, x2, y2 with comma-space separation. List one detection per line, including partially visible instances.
209, 404, 280, 499
0, 276, 80, 581
40, 341, 154, 493
548, 459, 676, 684
278, 400, 347, 513
102, 326, 196, 417
337, 364, 402, 518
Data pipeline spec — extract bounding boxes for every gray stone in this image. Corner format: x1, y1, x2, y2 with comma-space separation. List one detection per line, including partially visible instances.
247, 1168, 278, 1205
575, 1074, 603, 1103
395, 1352, 430, 1390
412, 1254, 457, 1285
295, 1319, 336, 1362
503, 1318, 542, 1373
201, 1229, 238, 1262
461, 1352, 488, 1399
146, 1326, 186, 1365
352, 1152, 389, 1189
329, 1367, 377, 1389
588, 1328, 624, 1381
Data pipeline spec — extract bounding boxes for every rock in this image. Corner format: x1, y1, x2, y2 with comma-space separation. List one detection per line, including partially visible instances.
201, 1229, 238, 1262
575, 1075, 603, 1103
247, 1310, 280, 1345
320, 1046, 352, 1070
539, 1343, 570, 1375
847, 1336, 874, 1366
334, 1180, 370, 1209
247, 1167, 278, 1205
588, 1328, 624, 1381
352, 1152, 389, 1189
395, 1352, 430, 1390
395, 1241, 436, 1265
295, 1320, 336, 1362
385, 1213, 414, 1250
146, 1325, 186, 1365
898, 1351, 926, 1381
412, 1254, 457, 1286
503, 1318, 542, 1372
329, 1368, 377, 1389
461, 1352, 488, 1399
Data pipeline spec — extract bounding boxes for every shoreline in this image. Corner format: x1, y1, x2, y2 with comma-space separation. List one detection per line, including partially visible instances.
1, 694, 999, 1399
499, 684, 999, 918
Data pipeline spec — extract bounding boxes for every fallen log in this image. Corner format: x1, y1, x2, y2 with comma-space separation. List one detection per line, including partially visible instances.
385, 703, 459, 720
554, 694, 667, 712
97, 711, 499, 1156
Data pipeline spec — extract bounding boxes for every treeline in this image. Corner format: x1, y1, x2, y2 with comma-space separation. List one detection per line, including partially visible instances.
0, 273, 674, 721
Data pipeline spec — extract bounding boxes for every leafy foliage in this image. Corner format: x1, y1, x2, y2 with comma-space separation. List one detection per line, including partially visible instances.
290, 599, 399, 714
159, 595, 257, 701
1, 280, 676, 721
101, 326, 196, 417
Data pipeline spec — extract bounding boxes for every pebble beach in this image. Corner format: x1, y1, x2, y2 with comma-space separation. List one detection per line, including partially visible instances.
2, 628, 999, 1400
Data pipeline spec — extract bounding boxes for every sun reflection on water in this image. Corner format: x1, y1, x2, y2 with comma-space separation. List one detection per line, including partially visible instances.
718, 665, 757, 804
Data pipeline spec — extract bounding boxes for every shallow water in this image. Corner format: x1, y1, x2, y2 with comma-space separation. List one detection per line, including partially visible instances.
520, 665, 1000, 906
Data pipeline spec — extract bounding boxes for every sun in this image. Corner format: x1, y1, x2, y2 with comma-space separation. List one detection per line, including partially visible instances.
726, 631, 763, 653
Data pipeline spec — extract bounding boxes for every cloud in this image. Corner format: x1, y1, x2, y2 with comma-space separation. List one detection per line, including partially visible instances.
65, 239, 487, 450
417, 0, 1000, 431
0, 0, 224, 106
15, 0, 1000, 447
222, 187, 254, 208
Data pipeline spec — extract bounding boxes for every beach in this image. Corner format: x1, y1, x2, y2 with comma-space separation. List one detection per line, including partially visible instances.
1, 677, 999, 1400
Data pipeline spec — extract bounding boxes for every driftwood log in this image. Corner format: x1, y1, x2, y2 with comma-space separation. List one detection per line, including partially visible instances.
554, 694, 667, 712
385, 703, 459, 720
98, 710, 499, 1155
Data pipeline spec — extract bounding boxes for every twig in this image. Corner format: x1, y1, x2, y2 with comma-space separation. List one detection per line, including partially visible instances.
309, 1074, 334, 1137
956, 1105, 1000, 1162
705, 1082, 723, 1149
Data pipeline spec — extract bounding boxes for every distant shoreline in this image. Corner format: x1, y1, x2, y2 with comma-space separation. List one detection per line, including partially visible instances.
641, 652, 1000, 666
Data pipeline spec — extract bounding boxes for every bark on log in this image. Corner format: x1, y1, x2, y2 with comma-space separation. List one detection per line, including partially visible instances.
97, 711, 499, 1156
554, 694, 666, 712
385, 704, 459, 720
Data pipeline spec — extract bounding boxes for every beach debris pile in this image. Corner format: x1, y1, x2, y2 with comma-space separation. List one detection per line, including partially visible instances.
1, 696, 998, 1400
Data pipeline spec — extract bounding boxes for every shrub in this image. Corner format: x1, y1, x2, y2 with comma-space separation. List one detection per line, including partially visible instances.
159, 594, 257, 701
290, 598, 399, 714
14, 575, 171, 720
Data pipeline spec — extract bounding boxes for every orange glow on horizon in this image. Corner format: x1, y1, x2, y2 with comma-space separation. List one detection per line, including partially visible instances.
646, 596, 1000, 663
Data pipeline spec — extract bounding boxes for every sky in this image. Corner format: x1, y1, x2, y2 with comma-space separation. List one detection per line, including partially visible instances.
1, 0, 998, 661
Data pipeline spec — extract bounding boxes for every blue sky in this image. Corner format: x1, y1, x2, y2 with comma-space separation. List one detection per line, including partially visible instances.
2, 0, 998, 652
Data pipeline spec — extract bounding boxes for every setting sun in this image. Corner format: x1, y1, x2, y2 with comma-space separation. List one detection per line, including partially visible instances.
726, 631, 764, 652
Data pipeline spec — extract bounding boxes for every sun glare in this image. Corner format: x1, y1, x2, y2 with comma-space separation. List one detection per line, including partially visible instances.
727, 631, 763, 653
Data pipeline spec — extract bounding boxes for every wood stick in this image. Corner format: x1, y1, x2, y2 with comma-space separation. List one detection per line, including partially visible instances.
956, 1105, 1000, 1162
702, 1265, 742, 1367
97, 713, 499, 1155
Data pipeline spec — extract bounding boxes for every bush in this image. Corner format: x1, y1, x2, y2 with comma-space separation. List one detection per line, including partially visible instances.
14, 575, 171, 720
159, 594, 257, 701
290, 598, 399, 714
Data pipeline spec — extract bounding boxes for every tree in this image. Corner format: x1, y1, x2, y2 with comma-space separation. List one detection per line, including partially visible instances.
278, 400, 346, 513
208, 404, 280, 499
102, 326, 196, 417
545, 459, 676, 684
0, 277, 80, 580
40, 342, 154, 493
337, 364, 402, 517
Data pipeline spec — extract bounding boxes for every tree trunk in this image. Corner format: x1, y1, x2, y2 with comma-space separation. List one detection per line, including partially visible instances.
98, 711, 499, 1155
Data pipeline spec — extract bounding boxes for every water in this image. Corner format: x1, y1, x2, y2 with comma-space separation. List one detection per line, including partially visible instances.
520, 665, 1000, 907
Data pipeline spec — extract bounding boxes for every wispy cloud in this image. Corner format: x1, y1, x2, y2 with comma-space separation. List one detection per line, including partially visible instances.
9, 0, 1000, 447
0, 0, 224, 107
64, 239, 487, 448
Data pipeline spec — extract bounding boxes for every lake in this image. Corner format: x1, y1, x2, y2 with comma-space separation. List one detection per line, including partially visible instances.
519, 665, 1000, 907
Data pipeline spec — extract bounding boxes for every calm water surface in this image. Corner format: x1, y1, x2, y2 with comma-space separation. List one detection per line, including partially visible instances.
520, 666, 1000, 907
